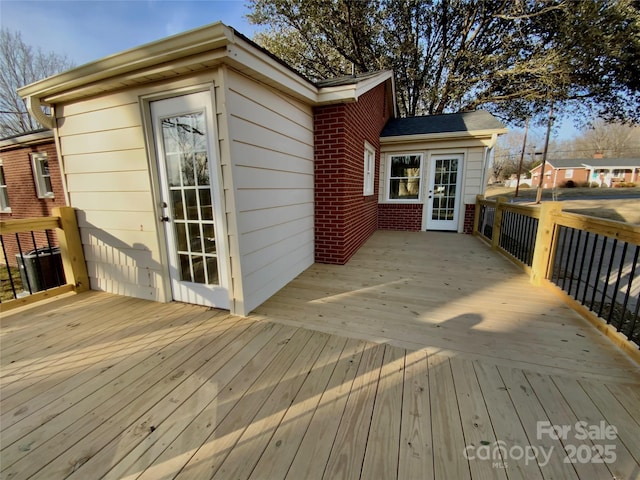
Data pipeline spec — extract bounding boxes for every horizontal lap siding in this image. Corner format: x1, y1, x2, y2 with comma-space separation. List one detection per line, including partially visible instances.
226, 70, 314, 313
380, 140, 490, 232
56, 97, 163, 300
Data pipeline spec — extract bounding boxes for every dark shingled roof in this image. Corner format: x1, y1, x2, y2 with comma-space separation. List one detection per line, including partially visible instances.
381, 110, 506, 137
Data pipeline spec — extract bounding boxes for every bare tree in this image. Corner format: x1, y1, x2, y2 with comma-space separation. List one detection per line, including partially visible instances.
248, 0, 640, 124
570, 120, 640, 158
0, 29, 74, 137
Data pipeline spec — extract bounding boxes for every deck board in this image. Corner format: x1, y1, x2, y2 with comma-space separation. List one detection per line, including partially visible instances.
1, 231, 639, 479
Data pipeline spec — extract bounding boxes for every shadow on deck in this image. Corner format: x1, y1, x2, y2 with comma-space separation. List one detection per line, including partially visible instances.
1, 231, 639, 479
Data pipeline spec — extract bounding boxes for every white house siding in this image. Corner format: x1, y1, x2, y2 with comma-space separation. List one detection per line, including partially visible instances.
56, 95, 164, 300
380, 140, 494, 199
379, 139, 493, 231
55, 71, 232, 303
224, 70, 314, 314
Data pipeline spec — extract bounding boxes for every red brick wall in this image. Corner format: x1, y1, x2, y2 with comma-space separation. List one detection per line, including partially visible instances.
0, 139, 66, 265
377, 204, 423, 231
463, 204, 475, 234
314, 83, 392, 264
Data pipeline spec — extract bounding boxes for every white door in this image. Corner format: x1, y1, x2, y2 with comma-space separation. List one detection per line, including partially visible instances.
425, 154, 463, 231
150, 91, 229, 308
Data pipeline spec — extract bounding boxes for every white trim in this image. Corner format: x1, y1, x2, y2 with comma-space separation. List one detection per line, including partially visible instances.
385, 152, 424, 202
0, 130, 53, 150
31, 152, 55, 198
363, 141, 375, 196
380, 128, 508, 145
424, 153, 464, 231
0, 160, 10, 212
317, 70, 394, 105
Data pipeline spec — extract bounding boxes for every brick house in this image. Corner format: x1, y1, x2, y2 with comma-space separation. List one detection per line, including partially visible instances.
18, 22, 505, 315
530, 157, 640, 188
0, 129, 66, 266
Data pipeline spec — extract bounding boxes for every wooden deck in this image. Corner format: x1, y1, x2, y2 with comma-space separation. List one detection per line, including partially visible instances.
1, 231, 639, 480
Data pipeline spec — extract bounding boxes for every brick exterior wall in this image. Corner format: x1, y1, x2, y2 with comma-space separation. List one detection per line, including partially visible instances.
314, 82, 392, 264
463, 203, 475, 234
377, 204, 423, 231
0, 139, 66, 266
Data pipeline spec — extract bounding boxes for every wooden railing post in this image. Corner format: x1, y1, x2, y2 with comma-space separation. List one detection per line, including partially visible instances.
491, 197, 508, 250
473, 194, 483, 235
530, 201, 562, 285
53, 206, 90, 292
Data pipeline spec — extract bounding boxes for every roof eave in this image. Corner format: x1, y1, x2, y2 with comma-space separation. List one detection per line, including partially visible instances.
0, 129, 54, 150
18, 22, 234, 101
380, 127, 508, 144
18, 22, 397, 111
317, 70, 394, 105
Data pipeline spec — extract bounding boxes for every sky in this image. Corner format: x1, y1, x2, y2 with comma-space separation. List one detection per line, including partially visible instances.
1, 0, 575, 139
1, 0, 258, 65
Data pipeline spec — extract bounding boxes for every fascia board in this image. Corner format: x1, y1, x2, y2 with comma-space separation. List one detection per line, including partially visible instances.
18, 22, 233, 101
0, 130, 54, 150
380, 128, 509, 144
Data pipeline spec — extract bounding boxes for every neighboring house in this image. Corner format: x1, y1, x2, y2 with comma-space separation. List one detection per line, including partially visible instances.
530, 158, 640, 188
0, 129, 66, 266
17, 22, 506, 315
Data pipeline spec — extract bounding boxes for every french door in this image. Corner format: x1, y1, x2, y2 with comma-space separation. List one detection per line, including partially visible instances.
150, 91, 229, 308
425, 154, 463, 231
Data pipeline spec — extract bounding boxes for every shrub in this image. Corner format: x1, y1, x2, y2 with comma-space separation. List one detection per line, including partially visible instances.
519, 183, 531, 188
561, 180, 576, 188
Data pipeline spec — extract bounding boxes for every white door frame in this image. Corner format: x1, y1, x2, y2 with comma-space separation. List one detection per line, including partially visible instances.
149, 90, 230, 308
423, 153, 464, 231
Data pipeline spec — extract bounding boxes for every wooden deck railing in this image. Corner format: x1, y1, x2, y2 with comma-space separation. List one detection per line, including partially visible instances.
0, 206, 89, 312
475, 195, 640, 356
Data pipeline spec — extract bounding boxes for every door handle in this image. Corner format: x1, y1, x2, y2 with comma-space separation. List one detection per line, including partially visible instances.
160, 216, 170, 222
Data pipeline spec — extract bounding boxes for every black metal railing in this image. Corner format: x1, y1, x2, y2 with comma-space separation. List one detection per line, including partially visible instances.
477, 201, 496, 241
551, 225, 639, 346
0, 229, 65, 303
499, 210, 539, 267
475, 196, 639, 350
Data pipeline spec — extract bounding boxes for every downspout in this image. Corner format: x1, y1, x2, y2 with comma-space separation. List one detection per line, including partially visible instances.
480, 133, 498, 193
26, 98, 71, 205
25, 96, 55, 129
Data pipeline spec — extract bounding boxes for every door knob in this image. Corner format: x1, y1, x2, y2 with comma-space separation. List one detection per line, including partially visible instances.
160, 216, 170, 222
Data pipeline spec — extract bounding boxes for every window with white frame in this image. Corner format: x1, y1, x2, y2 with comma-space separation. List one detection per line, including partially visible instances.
565, 169, 573, 178
31, 152, 54, 198
387, 154, 422, 201
0, 162, 10, 212
363, 142, 375, 196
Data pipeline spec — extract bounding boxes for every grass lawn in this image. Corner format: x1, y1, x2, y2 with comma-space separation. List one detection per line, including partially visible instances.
1, 264, 23, 302
486, 186, 640, 224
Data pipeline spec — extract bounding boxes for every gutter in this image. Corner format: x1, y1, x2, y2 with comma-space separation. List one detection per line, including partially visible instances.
18, 21, 396, 126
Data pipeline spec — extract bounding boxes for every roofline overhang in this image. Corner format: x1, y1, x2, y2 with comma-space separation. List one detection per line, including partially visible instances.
18, 22, 396, 117
0, 129, 54, 150
317, 70, 395, 103
380, 127, 508, 144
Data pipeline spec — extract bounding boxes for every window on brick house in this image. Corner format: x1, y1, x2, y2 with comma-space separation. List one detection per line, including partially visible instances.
565, 169, 573, 178
0, 162, 10, 212
387, 154, 422, 201
363, 142, 375, 196
31, 152, 54, 198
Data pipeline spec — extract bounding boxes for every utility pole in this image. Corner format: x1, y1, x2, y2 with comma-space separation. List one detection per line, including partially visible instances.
536, 103, 554, 204
515, 118, 529, 198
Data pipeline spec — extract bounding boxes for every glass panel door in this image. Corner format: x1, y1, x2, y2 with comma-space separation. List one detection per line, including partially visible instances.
150, 92, 228, 308
425, 155, 463, 231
